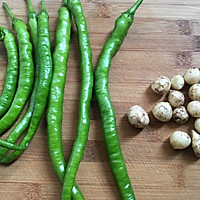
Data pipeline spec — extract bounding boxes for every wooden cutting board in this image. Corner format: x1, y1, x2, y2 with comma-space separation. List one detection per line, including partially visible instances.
0, 0, 200, 199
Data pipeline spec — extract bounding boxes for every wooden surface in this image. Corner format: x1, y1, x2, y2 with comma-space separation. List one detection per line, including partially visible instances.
0, 0, 200, 199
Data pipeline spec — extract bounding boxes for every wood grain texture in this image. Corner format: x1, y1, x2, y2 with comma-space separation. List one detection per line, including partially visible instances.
0, 0, 200, 199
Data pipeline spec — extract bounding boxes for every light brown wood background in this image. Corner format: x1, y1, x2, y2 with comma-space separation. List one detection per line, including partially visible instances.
0, 0, 200, 199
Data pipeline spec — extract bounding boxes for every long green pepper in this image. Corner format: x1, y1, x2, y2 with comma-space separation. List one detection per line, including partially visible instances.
61, 0, 94, 199
0, 0, 40, 161
46, 1, 84, 199
0, 3, 34, 134
0, 27, 18, 118
47, 4, 71, 183
0, 0, 52, 163
94, 0, 143, 199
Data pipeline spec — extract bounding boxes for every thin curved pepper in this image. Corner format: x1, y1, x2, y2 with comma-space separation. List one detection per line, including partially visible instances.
0, 0, 52, 163
0, 3, 34, 134
61, 0, 94, 199
94, 0, 143, 199
46, 1, 84, 199
47, 1, 71, 184
0, 27, 18, 117
26, 0, 38, 49
0, 139, 28, 150
0, 0, 39, 160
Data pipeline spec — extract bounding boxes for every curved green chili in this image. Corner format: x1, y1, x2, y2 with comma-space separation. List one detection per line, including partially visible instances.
61, 0, 94, 199
0, 27, 18, 117
0, 0, 52, 163
0, 3, 34, 134
94, 0, 143, 199
0, 0, 39, 160
0, 139, 28, 150
47, 2, 71, 184
46, 2, 84, 200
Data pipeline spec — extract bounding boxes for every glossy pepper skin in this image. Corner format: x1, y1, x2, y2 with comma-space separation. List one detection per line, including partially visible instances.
0, 3, 34, 134
0, 139, 28, 150
61, 0, 94, 199
0, 0, 39, 161
46, 2, 84, 199
0, 0, 52, 163
94, 0, 143, 199
0, 27, 18, 117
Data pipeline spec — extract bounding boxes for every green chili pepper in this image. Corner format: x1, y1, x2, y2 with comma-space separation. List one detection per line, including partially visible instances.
0, 139, 28, 150
47, 2, 71, 184
26, 0, 38, 49
0, 27, 18, 118
0, 3, 34, 134
94, 0, 143, 199
0, 0, 39, 160
0, 0, 52, 163
46, 1, 84, 199
61, 0, 94, 199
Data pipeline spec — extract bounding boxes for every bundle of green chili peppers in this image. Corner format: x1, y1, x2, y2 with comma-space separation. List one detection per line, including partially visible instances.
0, 0, 143, 199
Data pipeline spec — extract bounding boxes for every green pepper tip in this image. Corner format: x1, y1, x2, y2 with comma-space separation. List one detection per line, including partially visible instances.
2, 2, 15, 21
2, 2, 6, 7
126, 0, 143, 16
63, 0, 68, 7
26, 0, 37, 15
41, 0, 46, 11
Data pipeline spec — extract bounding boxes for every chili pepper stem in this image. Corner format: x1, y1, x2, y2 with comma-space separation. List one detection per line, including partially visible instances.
126, 0, 143, 16
63, 0, 68, 6
2, 2, 15, 21
26, 0, 36, 14
41, 0, 46, 11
